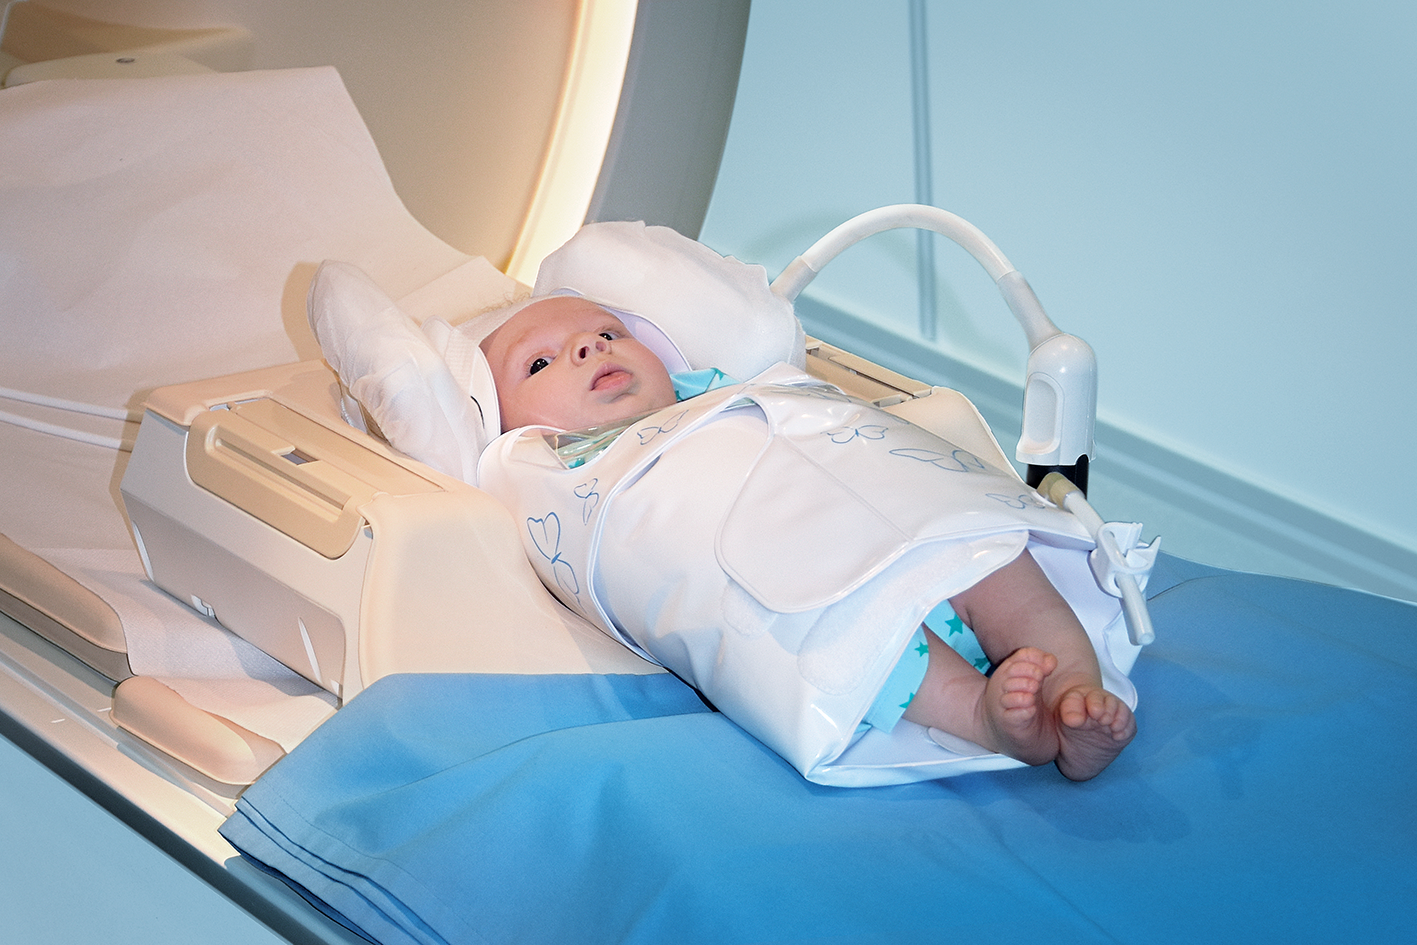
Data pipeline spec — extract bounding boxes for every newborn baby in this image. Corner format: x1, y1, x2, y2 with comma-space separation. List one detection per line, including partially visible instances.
473, 294, 1135, 782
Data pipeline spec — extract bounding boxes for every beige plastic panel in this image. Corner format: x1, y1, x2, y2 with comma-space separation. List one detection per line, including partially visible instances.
5, 0, 585, 267
0, 2, 252, 69
112, 676, 285, 785
127, 360, 663, 699
804, 337, 934, 407
184, 399, 440, 560
806, 336, 1017, 477
143, 360, 342, 428
0, 532, 131, 680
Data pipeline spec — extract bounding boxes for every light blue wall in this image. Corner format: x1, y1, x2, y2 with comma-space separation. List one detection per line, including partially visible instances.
0, 734, 283, 944
702, 0, 1417, 560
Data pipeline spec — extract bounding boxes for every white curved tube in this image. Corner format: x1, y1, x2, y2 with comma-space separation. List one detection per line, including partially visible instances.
771, 204, 1096, 467
774, 204, 1014, 289
770, 204, 1062, 347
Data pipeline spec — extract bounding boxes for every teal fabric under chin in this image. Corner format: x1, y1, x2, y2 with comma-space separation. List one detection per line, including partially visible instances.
221, 553, 1417, 945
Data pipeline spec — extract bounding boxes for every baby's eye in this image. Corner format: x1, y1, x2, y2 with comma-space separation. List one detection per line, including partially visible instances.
528, 357, 550, 376
599, 331, 615, 341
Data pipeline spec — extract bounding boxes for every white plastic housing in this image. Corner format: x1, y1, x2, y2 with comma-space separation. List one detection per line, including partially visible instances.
1018, 332, 1097, 467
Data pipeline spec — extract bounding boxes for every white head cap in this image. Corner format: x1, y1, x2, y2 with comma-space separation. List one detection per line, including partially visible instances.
424, 290, 692, 445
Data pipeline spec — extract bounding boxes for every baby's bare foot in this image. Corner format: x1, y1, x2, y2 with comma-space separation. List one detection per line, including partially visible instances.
981, 647, 1060, 767
1053, 686, 1136, 781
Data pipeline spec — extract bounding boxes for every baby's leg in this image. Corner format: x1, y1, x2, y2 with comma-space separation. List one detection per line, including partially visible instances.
903, 631, 1063, 768
941, 551, 1135, 780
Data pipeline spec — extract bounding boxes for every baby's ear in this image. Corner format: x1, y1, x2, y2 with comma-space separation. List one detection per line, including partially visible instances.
307, 261, 491, 483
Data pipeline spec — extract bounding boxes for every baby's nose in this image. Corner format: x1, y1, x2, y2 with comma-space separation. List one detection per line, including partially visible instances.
574, 333, 610, 361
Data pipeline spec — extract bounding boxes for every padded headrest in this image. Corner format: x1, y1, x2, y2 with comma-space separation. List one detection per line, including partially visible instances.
533, 221, 806, 379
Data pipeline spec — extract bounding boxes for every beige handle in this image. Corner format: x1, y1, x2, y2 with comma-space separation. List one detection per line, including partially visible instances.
185, 408, 366, 559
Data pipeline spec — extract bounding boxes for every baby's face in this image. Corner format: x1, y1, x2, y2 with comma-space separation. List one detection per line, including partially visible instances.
481, 296, 677, 432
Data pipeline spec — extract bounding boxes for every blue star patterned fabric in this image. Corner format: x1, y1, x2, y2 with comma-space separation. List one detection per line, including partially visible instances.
859, 600, 992, 732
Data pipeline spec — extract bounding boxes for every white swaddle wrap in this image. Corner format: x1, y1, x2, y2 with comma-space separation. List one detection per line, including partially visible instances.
479, 365, 1144, 786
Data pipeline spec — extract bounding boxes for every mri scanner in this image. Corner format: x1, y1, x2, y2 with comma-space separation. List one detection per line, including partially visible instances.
2, 3, 1414, 943
0, 2, 748, 940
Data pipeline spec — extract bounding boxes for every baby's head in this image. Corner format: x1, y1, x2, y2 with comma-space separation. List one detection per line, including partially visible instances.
479, 295, 678, 431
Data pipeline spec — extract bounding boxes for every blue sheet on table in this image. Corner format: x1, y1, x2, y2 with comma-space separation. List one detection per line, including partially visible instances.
220, 555, 1417, 944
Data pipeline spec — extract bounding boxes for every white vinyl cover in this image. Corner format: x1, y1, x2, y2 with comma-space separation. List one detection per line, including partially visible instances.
480, 366, 1144, 785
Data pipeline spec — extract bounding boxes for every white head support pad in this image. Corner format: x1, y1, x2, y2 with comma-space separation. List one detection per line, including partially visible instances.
534, 221, 805, 380
310, 224, 807, 480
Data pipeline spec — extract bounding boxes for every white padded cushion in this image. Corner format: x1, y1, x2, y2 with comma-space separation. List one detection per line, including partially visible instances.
533, 221, 805, 380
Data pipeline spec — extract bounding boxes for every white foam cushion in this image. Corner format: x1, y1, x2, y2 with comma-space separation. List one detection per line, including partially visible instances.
534, 221, 805, 380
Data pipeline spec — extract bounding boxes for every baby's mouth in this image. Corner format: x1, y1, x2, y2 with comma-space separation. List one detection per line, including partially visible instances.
591, 363, 632, 392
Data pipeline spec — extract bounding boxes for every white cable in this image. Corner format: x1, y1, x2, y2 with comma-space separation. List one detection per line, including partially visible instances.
0, 408, 130, 451
0, 385, 139, 422
0, 385, 136, 450
1040, 473, 1156, 646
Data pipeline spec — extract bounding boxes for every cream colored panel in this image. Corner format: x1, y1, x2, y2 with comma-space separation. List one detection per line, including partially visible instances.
20, 0, 583, 267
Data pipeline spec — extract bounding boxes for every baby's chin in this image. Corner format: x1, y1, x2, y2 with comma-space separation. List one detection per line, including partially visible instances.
505, 401, 653, 433
577, 392, 678, 430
